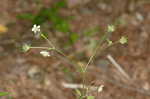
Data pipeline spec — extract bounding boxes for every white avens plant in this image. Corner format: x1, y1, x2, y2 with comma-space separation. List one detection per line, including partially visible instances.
22, 24, 128, 99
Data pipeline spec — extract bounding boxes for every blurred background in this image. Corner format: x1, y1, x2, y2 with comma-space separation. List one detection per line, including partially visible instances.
0, 0, 150, 99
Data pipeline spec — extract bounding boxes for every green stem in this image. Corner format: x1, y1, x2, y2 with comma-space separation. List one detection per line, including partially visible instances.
82, 32, 112, 97
41, 33, 81, 70
41, 33, 55, 48
36, 32, 119, 98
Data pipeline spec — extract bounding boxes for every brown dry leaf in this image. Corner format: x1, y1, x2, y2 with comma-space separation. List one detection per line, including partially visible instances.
0, 24, 8, 34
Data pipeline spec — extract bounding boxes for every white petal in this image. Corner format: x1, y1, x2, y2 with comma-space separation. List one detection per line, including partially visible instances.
40, 51, 50, 57
37, 26, 40, 28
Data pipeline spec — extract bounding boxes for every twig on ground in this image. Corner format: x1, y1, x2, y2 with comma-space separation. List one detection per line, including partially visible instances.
102, 76, 150, 96
62, 82, 104, 92
106, 54, 131, 80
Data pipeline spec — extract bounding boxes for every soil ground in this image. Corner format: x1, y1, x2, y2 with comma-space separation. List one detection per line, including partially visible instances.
0, 0, 150, 99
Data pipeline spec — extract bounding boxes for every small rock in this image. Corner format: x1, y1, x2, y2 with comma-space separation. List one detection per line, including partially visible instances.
44, 77, 51, 86
135, 12, 144, 22
143, 82, 150, 90
16, 57, 26, 64
27, 66, 44, 81
97, 3, 107, 10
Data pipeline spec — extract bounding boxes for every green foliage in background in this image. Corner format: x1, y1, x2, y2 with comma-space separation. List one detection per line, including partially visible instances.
17, 0, 68, 30
83, 27, 100, 37
17, 0, 79, 44
0, 92, 10, 97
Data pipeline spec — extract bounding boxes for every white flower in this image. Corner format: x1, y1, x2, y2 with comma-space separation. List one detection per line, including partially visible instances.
32, 24, 41, 34
22, 44, 30, 52
119, 36, 128, 44
107, 39, 113, 46
40, 50, 50, 57
97, 85, 104, 93
107, 25, 115, 32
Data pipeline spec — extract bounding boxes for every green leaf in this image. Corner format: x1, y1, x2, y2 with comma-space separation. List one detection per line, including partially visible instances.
0, 92, 10, 96
87, 96, 95, 99
32, 8, 50, 25
75, 89, 82, 96
70, 33, 79, 44
17, 13, 35, 20
54, 20, 70, 33
54, 0, 67, 8
62, 67, 70, 73
40, 33, 48, 39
